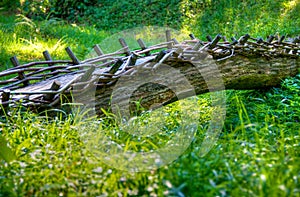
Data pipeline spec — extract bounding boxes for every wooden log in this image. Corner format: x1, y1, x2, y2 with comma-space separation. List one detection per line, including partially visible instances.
10, 56, 29, 86
3, 34, 299, 116
63, 54, 300, 116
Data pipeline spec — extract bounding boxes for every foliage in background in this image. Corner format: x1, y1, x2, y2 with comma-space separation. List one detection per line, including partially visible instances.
0, 0, 299, 67
0, 0, 20, 12
15, 0, 300, 37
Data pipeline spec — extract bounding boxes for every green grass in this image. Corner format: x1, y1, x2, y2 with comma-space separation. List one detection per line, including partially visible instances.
0, 1, 300, 196
0, 77, 299, 196
1, 0, 299, 68
0, 14, 109, 69
181, 0, 300, 38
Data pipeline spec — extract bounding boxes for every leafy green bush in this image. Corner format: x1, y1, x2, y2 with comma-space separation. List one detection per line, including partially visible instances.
17, 0, 299, 37
0, 0, 20, 11
19, 0, 97, 21
20, 0, 51, 20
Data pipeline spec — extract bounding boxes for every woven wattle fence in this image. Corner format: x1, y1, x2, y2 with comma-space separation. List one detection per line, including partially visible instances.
0, 31, 299, 115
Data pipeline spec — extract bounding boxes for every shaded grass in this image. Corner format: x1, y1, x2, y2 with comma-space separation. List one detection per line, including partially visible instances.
184, 0, 300, 38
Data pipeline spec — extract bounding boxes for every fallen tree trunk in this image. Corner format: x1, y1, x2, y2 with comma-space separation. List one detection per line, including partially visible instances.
74, 54, 299, 117
1, 33, 299, 116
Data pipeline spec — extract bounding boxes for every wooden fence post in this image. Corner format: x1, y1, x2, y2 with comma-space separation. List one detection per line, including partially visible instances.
238, 34, 250, 45
43, 80, 61, 101
172, 38, 179, 45
192, 41, 204, 50
119, 38, 131, 56
1, 89, 10, 114
65, 47, 80, 65
189, 33, 196, 40
166, 30, 172, 49
206, 35, 213, 42
10, 56, 29, 86
93, 44, 107, 62
137, 38, 151, 56
93, 44, 104, 56
43, 50, 56, 74
209, 34, 222, 49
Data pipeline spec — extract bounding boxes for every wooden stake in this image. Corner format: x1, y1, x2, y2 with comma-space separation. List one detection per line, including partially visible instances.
10, 56, 29, 86
43, 50, 56, 73
93, 44, 107, 62
189, 33, 196, 40
209, 34, 222, 49
192, 41, 204, 50
173, 47, 183, 58
229, 37, 238, 45
154, 50, 167, 63
109, 59, 124, 74
74, 66, 96, 90
238, 34, 250, 45
278, 35, 286, 44
80, 66, 96, 82
93, 44, 104, 56
137, 38, 151, 56
119, 38, 131, 56
1, 89, 10, 114
172, 38, 179, 45
43, 80, 61, 101
65, 47, 80, 65
166, 30, 172, 49
206, 35, 213, 42
267, 35, 275, 43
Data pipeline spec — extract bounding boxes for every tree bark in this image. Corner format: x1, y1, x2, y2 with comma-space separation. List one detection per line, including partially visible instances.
71, 54, 299, 116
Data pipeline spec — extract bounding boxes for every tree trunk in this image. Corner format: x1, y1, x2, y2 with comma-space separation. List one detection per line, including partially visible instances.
2, 34, 299, 116
71, 54, 299, 116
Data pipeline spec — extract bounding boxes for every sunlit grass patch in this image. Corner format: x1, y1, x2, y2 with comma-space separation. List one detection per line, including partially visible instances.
5, 36, 67, 62
0, 14, 109, 67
